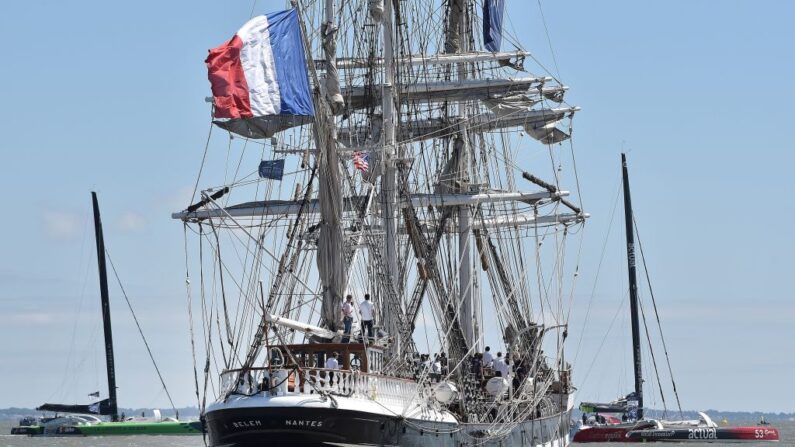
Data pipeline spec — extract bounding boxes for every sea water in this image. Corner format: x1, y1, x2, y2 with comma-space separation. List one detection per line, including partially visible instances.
0, 421, 202, 447
1, 420, 793, 446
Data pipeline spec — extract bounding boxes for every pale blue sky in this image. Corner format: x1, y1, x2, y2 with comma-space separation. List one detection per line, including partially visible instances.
0, 1, 793, 414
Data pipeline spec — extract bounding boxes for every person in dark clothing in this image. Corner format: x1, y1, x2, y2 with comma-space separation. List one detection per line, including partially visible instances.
439, 352, 449, 376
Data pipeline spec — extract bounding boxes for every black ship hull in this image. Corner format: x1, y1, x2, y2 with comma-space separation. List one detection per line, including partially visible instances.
206, 405, 409, 446
206, 403, 572, 447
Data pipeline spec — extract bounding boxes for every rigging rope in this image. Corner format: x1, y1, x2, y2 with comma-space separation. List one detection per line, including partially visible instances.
104, 249, 178, 415
637, 284, 669, 417
634, 214, 684, 419
535, 0, 562, 82
572, 174, 622, 365
190, 119, 215, 205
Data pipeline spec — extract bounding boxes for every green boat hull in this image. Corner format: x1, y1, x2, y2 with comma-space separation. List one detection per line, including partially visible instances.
10, 425, 43, 435
30, 421, 202, 436
74, 421, 202, 435
12, 420, 202, 436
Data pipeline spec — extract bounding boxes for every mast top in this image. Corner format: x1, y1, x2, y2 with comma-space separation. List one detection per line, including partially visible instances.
621, 153, 644, 421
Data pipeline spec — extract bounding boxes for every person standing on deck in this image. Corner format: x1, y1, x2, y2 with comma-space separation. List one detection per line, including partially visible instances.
325, 352, 340, 385
431, 354, 442, 382
359, 293, 375, 341
482, 346, 494, 369
342, 295, 354, 343
420, 354, 431, 376
494, 352, 509, 378
439, 352, 449, 376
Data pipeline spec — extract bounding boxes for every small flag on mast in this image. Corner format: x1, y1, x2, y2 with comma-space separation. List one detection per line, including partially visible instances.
353, 151, 369, 172
259, 159, 286, 180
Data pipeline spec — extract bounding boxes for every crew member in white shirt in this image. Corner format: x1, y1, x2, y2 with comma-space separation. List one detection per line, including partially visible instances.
494, 352, 510, 378
325, 351, 340, 385
359, 293, 375, 340
482, 346, 494, 368
431, 354, 442, 382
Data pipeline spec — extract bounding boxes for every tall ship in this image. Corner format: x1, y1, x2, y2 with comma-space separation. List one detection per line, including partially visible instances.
174, 0, 586, 445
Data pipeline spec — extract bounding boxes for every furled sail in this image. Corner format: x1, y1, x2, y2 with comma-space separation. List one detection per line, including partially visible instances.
172, 190, 562, 220
338, 107, 578, 146
342, 77, 547, 111
483, 95, 572, 144
321, 14, 344, 114
314, 4, 346, 333
368, 0, 384, 23
213, 115, 313, 139
37, 399, 115, 416
315, 50, 529, 70
444, 0, 465, 53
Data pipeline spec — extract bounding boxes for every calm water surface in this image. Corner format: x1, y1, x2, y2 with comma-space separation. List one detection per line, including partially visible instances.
0, 421, 203, 447
1, 420, 793, 446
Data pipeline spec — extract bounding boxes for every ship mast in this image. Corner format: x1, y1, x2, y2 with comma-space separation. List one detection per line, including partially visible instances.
316, 0, 346, 332
381, 0, 398, 305
621, 153, 644, 420
91, 191, 119, 422
453, 0, 477, 350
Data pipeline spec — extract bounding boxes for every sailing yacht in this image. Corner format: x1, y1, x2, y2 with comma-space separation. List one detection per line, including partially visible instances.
571, 155, 780, 443
174, 1, 586, 445
11, 193, 202, 437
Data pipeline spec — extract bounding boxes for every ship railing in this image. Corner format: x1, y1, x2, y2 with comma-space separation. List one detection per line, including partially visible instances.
219, 367, 421, 409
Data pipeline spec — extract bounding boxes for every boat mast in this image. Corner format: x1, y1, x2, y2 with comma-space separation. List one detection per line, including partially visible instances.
621, 153, 643, 420
91, 191, 119, 422
381, 0, 398, 297
316, 0, 347, 333
454, 0, 477, 350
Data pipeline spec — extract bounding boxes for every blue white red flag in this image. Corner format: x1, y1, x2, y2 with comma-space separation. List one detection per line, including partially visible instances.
206, 9, 314, 119
353, 151, 369, 172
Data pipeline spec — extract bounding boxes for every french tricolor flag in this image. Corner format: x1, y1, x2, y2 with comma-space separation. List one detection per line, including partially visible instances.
206, 9, 314, 120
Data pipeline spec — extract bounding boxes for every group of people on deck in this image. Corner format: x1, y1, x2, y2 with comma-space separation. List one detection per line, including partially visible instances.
408, 352, 449, 381
471, 345, 533, 393
471, 346, 513, 379
341, 293, 375, 343
481, 346, 512, 378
